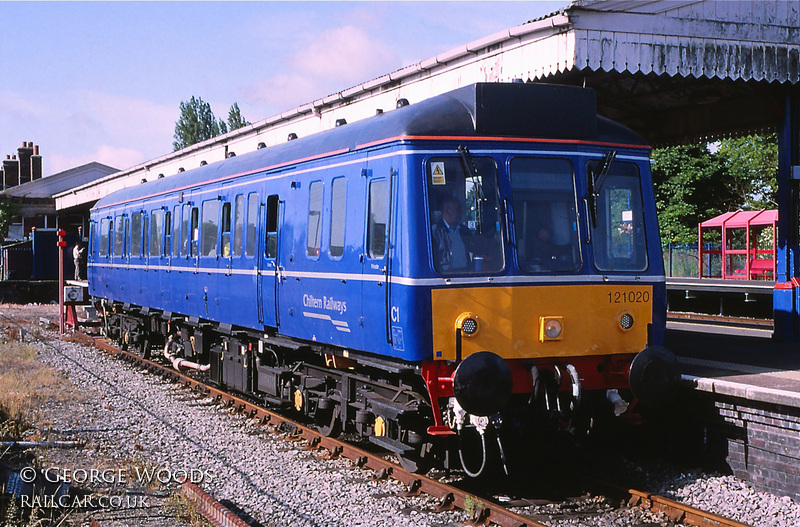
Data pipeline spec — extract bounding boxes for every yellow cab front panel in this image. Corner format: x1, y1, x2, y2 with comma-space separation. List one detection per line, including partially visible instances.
431, 283, 652, 362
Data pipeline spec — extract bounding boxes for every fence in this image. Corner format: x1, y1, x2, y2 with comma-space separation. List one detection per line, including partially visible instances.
663, 243, 722, 278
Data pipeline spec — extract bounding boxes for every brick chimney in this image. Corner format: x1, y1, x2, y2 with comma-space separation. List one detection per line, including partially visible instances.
30, 144, 42, 180
2, 155, 19, 188
17, 141, 33, 184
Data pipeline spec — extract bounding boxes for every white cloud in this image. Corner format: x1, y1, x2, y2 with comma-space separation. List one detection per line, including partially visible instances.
1, 89, 175, 175
291, 25, 396, 83
244, 24, 401, 117
49, 145, 145, 175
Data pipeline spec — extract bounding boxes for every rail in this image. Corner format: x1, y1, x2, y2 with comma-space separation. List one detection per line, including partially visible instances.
82, 333, 753, 527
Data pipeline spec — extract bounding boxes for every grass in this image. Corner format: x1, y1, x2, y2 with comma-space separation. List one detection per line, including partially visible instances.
165, 492, 214, 527
0, 340, 63, 440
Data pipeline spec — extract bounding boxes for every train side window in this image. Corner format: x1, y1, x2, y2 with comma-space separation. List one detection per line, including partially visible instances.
100, 218, 110, 257
89, 221, 96, 256
330, 178, 346, 258
233, 195, 245, 257
221, 202, 231, 257
367, 180, 387, 259
181, 205, 191, 257
114, 215, 126, 257
266, 194, 279, 259
164, 210, 172, 256
150, 209, 164, 257
190, 207, 199, 257
173, 206, 181, 257
201, 200, 219, 257
246, 193, 258, 257
131, 212, 143, 257
307, 181, 323, 258
142, 214, 149, 258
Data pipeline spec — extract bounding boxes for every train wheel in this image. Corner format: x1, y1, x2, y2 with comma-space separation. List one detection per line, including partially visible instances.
316, 402, 342, 437
398, 440, 434, 474
130, 337, 151, 360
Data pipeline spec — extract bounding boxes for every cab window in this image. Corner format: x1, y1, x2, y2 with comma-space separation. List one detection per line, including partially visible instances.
510, 158, 581, 272
426, 157, 503, 274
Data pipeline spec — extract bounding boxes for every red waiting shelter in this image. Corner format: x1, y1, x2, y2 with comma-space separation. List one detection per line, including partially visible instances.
698, 210, 777, 280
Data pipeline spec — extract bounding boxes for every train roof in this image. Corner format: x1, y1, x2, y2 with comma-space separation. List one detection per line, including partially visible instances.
94, 82, 648, 211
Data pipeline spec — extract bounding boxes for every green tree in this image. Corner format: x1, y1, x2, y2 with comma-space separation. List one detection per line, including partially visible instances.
0, 197, 20, 242
651, 144, 730, 244
227, 103, 250, 131
651, 133, 778, 245
172, 96, 224, 151
716, 133, 778, 210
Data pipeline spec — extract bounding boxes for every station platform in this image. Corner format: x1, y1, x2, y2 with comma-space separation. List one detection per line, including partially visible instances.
664, 324, 800, 499
666, 324, 800, 407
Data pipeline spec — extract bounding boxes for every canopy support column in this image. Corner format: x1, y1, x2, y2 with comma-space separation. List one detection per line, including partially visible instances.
774, 86, 800, 341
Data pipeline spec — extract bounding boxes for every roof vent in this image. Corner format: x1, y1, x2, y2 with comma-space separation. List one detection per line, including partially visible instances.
200, 160, 207, 166
375, 109, 384, 115
257, 142, 266, 149
227, 152, 236, 158
178, 167, 185, 173
396, 98, 409, 108
335, 118, 347, 127
141, 178, 147, 184
158, 174, 165, 179
287, 133, 298, 141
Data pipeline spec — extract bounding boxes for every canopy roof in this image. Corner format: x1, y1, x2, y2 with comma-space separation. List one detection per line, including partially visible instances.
700, 209, 778, 228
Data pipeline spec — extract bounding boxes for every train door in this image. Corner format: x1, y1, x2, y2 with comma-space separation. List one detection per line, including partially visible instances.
361, 171, 394, 352
258, 193, 280, 328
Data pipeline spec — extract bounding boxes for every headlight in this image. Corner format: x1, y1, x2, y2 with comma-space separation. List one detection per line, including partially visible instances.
539, 316, 563, 341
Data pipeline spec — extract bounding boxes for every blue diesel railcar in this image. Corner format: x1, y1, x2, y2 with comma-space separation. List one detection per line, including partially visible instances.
89, 83, 678, 474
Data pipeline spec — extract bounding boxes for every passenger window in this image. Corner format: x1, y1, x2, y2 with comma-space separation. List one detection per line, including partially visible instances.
201, 200, 219, 257
89, 222, 96, 256
330, 178, 346, 258
181, 205, 191, 257
142, 215, 149, 257
100, 218, 110, 257
150, 209, 164, 257
266, 194, 279, 259
221, 202, 231, 257
114, 216, 126, 257
307, 181, 323, 257
368, 180, 387, 258
131, 212, 143, 257
164, 211, 172, 256
233, 195, 245, 257
246, 193, 258, 257
173, 206, 181, 257
190, 207, 199, 257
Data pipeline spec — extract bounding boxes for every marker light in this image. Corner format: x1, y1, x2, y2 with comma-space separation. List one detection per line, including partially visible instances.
619, 312, 635, 331
455, 312, 480, 337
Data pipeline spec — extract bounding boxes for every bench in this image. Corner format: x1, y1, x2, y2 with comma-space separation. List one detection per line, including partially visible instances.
747, 259, 775, 280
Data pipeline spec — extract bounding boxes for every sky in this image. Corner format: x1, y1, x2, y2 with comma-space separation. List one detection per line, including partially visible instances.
0, 1, 568, 177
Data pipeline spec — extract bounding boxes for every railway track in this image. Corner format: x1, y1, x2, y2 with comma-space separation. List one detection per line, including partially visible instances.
76, 331, 753, 527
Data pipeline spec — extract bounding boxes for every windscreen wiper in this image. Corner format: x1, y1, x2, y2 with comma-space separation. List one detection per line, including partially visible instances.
587, 151, 617, 227
457, 145, 486, 234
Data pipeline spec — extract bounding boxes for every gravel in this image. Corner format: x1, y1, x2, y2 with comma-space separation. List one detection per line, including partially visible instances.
4, 303, 800, 527
2, 306, 467, 526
